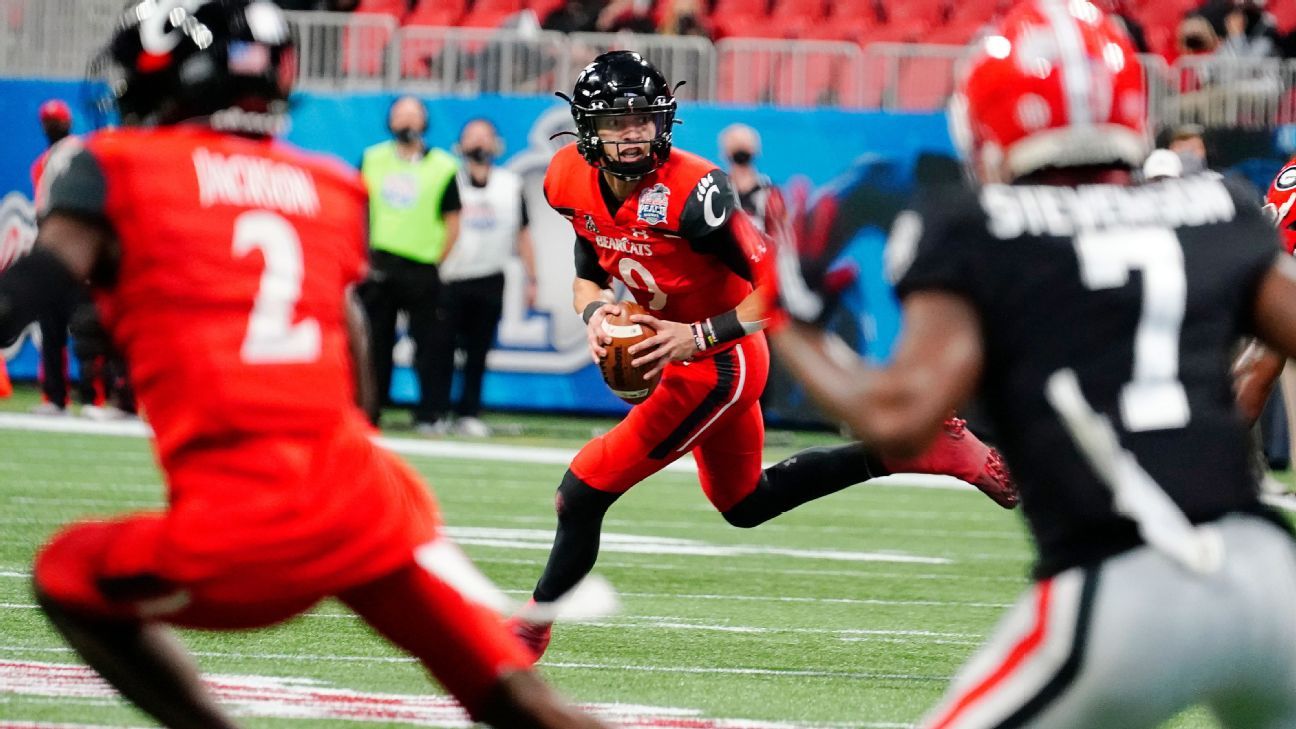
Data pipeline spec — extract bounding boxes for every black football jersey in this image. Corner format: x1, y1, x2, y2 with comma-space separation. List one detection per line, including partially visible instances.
892, 174, 1285, 577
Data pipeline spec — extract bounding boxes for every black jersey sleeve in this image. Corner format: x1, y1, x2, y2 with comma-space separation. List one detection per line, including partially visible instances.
890, 183, 984, 302
574, 237, 611, 286
40, 143, 108, 221
440, 178, 462, 215
679, 168, 739, 240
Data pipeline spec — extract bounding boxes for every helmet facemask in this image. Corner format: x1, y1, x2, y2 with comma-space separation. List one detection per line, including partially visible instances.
574, 98, 676, 180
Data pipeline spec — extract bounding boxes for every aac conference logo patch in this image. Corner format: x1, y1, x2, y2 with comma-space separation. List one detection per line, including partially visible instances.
637, 183, 670, 225
1277, 165, 1296, 192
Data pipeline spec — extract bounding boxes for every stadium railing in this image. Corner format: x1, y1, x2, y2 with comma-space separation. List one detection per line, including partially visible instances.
7, 6, 1296, 130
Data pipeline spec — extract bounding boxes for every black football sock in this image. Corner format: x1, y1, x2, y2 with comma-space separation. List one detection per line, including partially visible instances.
721, 442, 888, 528
532, 470, 622, 605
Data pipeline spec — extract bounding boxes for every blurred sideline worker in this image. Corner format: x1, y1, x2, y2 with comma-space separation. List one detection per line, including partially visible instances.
30, 100, 100, 416
769, 2, 1296, 727
0, 3, 605, 727
360, 95, 461, 433
507, 51, 1017, 662
718, 123, 785, 234
430, 118, 537, 438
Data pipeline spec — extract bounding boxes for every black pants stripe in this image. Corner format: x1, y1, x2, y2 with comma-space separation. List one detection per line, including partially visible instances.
647, 348, 739, 460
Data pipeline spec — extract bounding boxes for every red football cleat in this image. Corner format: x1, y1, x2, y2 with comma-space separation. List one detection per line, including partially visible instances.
506, 602, 553, 664
883, 416, 1019, 509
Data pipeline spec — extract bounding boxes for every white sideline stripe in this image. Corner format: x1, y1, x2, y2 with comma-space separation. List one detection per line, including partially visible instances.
0, 646, 952, 684
0, 413, 982, 492
540, 591, 1012, 609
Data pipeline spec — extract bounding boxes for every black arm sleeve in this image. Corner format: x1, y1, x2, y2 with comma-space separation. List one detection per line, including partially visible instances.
678, 168, 739, 239
688, 222, 754, 282
41, 144, 108, 220
520, 193, 530, 227
574, 237, 610, 285
440, 179, 462, 215
892, 185, 983, 301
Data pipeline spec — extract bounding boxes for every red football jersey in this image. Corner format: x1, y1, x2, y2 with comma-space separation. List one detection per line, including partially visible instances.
41, 126, 368, 467
544, 143, 764, 330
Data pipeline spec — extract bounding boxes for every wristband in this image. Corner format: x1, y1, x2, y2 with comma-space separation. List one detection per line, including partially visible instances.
693, 309, 746, 352
581, 300, 606, 325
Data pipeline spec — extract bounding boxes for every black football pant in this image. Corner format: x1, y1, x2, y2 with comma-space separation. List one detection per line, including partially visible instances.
38, 290, 98, 409
428, 273, 504, 420
360, 251, 443, 426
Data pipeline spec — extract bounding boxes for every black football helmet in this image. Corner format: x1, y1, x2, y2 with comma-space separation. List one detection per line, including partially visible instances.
562, 50, 678, 179
95, 0, 295, 133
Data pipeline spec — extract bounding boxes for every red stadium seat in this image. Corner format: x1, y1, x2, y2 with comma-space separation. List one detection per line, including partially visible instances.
403, 0, 466, 25
797, 17, 876, 43
341, 13, 396, 76
885, 0, 948, 25
946, 0, 999, 27
713, 0, 769, 20
459, 9, 515, 27
858, 18, 930, 46
717, 48, 777, 103
471, 0, 524, 13
355, 0, 408, 18
770, 0, 826, 21
827, 0, 879, 24
712, 13, 786, 39
923, 20, 980, 46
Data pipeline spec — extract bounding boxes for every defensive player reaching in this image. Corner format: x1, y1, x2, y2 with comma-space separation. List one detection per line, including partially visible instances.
0, 2, 606, 727
769, 2, 1296, 727
509, 50, 1017, 660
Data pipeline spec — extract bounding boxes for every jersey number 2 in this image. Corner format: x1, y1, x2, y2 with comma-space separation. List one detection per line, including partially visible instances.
1073, 228, 1189, 432
233, 211, 322, 364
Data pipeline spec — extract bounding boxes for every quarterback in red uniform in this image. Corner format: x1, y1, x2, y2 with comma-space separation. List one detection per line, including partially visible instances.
0, 3, 604, 727
509, 50, 1018, 660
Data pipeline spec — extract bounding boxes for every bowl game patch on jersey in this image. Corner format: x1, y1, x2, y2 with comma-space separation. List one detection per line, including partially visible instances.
637, 183, 670, 225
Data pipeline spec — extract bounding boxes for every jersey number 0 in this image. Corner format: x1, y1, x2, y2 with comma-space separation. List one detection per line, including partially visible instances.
1073, 227, 1190, 432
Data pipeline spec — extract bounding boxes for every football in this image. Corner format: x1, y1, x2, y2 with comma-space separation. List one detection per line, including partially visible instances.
598, 301, 659, 405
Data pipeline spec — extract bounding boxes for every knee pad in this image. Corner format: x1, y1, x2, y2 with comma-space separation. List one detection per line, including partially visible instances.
554, 470, 620, 523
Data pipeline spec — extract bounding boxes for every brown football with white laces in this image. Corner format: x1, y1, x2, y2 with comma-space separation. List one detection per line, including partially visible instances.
598, 301, 658, 405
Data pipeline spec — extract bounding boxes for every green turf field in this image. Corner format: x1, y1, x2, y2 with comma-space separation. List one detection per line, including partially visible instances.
0, 386, 1276, 728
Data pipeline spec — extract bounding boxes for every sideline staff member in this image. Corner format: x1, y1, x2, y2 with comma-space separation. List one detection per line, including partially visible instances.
360, 95, 460, 432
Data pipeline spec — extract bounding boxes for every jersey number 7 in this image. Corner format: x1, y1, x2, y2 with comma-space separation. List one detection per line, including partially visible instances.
1073, 227, 1190, 432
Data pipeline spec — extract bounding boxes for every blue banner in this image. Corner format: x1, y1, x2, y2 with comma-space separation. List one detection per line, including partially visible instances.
0, 77, 954, 416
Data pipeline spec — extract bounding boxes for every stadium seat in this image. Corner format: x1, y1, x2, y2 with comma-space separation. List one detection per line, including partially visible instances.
770, 0, 826, 21
827, 0, 879, 24
945, 0, 998, 28
403, 0, 466, 25
923, 20, 980, 47
712, 0, 769, 20
1275, 1, 1296, 34
471, 0, 524, 13
884, 0, 948, 26
858, 18, 930, 46
341, 13, 396, 77
797, 17, 876, 43
712, 13, 786, 39
355, 0, 408, 18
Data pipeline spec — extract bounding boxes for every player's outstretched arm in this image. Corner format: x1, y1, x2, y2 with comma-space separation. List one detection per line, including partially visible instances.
477, 671, 611, 729
1251, 256, 1296, 363
344, 285, 379, 418
770, 291, 985, 458
0, 213, 107, 344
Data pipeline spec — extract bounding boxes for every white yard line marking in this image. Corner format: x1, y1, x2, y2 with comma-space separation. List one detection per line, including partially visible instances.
0, 660, 915, 727
0, 413, 980, 493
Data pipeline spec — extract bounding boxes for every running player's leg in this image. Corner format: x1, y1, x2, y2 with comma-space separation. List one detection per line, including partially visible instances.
524, 347, 747, 630
32, 517, 316, 729
339, 560, 606, 728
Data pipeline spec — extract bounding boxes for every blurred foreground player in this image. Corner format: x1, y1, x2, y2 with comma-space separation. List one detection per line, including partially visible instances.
0, 2, 605, 727
509, 50, 1017, 661
770, 2, 1296, 727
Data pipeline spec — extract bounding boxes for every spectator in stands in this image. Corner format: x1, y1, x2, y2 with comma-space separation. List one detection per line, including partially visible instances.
360, 96, 461, 434
1095, 0, 1149, 53
1142, 148, 1185, 181
542, 0, 600, 32
1168, 123, 1209, 174
659, 0, 711, 38
429, 119, 537, 438
596, 0, 656, 33
1192, 0, 1281, 58
719, 124, 786, 235
1178, 14, 1221, 57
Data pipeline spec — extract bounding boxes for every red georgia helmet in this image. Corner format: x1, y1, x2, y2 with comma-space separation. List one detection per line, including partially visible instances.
949, 0, 1149, 182
1265, 158, 1296, 255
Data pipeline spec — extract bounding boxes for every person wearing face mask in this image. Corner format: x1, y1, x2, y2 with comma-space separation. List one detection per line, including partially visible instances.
718, 123, 785, 235
1168, 124, 1209, 175
360, 95, 461, 434
1193, 0, 1281, 59
427, 118, 537, 438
